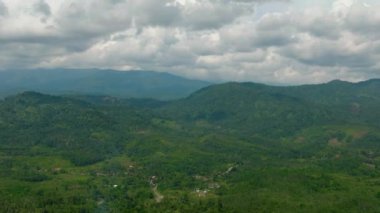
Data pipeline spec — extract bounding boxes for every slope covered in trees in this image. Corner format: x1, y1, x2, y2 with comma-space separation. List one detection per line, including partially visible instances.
0, 79, 380, 212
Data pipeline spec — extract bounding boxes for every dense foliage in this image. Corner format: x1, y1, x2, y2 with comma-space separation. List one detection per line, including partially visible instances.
0, 79, 380, 212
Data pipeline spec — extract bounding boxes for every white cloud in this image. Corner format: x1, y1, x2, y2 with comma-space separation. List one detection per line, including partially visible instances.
0, 0, 379, 84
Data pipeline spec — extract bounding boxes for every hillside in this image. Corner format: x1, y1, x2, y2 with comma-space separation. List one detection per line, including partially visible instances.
161, 83, 334, 137
1, 80, 380, 212
0, 69, 211, 100
160, 79, 380, 137
0, 92, 126, 166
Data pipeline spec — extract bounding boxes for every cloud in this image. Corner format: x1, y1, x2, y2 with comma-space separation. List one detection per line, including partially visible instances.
0, 0, 7, 16
177, 0, 254, 30
233, 0, 290, 2
0, 0, 379, 84
283, 32, 375, 68
34, 0, 51, 17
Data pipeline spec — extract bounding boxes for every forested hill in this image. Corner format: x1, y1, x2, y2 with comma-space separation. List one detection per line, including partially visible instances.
0, 69, 211, 100
160, 79, 380, 137
1, 79, 380, 212
181, 79, 380, 106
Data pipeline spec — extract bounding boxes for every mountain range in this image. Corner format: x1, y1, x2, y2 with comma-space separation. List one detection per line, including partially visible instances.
0, 69, 211, 100
0, 75, 380, 212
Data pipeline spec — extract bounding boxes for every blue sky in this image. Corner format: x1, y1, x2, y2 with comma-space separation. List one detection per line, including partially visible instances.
0, 0, 379, 84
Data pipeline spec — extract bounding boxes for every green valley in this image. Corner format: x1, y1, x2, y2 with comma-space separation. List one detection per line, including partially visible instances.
1, 79, 380, 212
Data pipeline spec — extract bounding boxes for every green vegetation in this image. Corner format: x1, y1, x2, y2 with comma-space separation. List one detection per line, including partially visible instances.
0, 79, 380, 212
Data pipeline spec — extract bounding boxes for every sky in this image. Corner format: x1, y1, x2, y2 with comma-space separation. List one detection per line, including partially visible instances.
0, 0, 379, 84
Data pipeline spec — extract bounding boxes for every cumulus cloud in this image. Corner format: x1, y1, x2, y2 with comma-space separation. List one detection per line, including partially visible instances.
0, 0, 379, 84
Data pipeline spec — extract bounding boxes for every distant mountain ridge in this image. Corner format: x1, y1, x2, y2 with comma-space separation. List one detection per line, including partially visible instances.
0, 69, 211, 100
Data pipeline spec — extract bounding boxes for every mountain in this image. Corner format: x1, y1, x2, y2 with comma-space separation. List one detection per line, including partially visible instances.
0, 69, 211, 100
160, 79, 380, 137
279, 79, 380, 105
0, 92, 126, 166
1, 80, 380, 212
160, 82, 334, 137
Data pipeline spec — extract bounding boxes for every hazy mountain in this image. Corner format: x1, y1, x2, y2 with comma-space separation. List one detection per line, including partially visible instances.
0, 69, 211, 100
